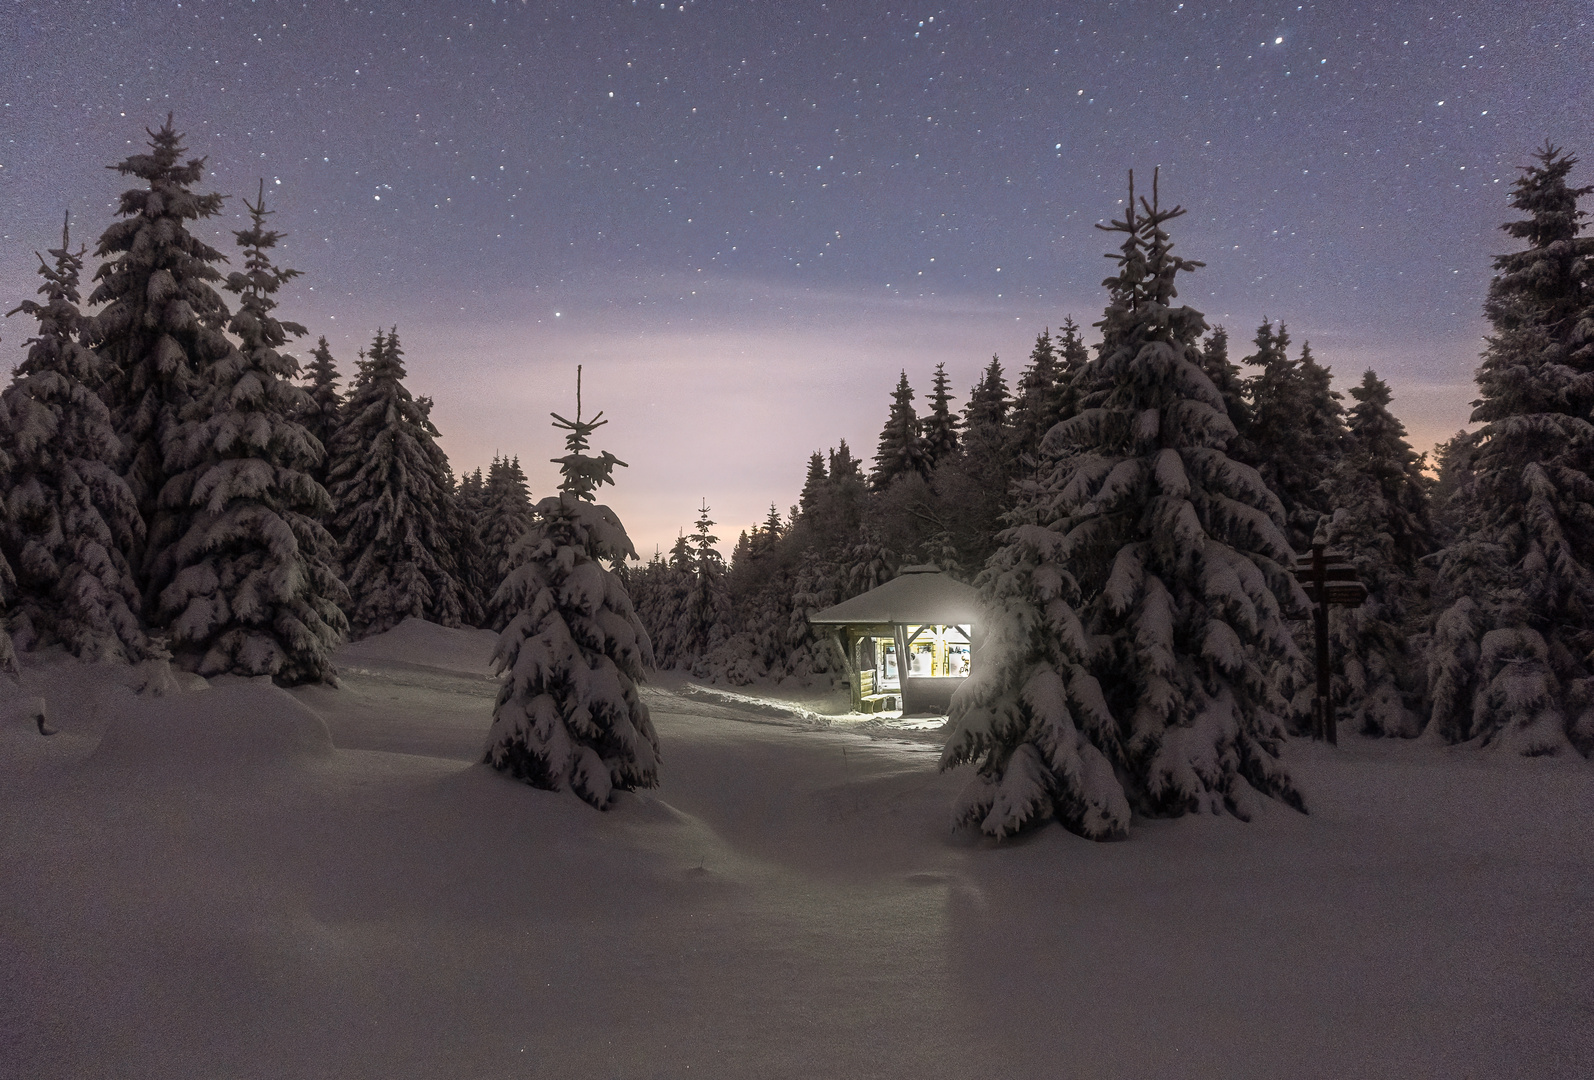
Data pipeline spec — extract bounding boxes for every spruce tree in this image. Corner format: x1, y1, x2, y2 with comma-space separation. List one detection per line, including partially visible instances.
806, 441, 867, 547
484, 456, 534, 575
1429, 429, 1479, 544
798, 451, 827, 517
760, 503, 784, 549
668, 532, 693, 572
0, 405, 18, 676
1053, 316, 1092, 425
1197, 326, 1256, 463
453, 465, 492, 626
933, 356, 1013, 573
152, 185, 347, 683
787, 548, 845, 680
2, 213, 153, 661
300, 336, 343, 490
632, 535, 694, 671
484, 371, 659, 808
1010, 329, 1061, 459
921, 362, 961, 469
942, 172, 1305, 840
680, 500, 730, 666
1428, 145, 1594, 755
843, 525, 897, 598
869, 371, 929, 488
329, 328, 467, 635
88, 116, 234, 599
1245, 321, 1346, 551
1323, 370, 1434, 736
964, 355, 1011, 434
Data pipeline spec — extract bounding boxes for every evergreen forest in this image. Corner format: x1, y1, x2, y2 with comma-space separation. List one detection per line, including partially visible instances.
4, 119, 1593, 834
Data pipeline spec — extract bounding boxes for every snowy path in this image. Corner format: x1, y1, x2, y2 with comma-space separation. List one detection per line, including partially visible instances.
3, 621, 1592, 1079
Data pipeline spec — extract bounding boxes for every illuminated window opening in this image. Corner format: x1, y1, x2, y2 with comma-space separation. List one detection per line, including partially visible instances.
904, 624, 972, 679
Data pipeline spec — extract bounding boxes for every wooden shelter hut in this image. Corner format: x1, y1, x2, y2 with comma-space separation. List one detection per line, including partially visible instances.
808, 565, 982, 716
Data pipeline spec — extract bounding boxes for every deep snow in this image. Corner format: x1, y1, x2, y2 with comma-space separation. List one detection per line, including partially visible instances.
2, 618, 1591, 1079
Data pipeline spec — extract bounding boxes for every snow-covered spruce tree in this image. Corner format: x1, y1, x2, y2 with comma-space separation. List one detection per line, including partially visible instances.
1321, 370, 1434, 736
869, 371, 930, 488
152, 185, 347, 683
1244, 322, 1346, 553
921, 361, 961, 470
679, 500, 730, 670
483, 372, 659, 808
0, 406, 18, 677
736, 504, 794, 675
1, 213, 153, 661
299, 336, 343, 491
798, 451, 827, 516
1196, 326, 1257, 465
942, 171, 1305, 840
482, 455, 535, 628
934, 355, 1014, 571
1427, 145, 1594, 755
88, 116, 235, 599
328, 328, 467, 635
452, 465, 492, 626
787, 548, 845, 681
843, 525, 897, 598
1052, 316, 1092, 426
640, 535, 695, 669
1010, 329, 1061, 462
1429, 429, 1479, 545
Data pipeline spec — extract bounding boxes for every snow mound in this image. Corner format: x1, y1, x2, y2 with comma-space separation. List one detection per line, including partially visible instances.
336, 616, 498, 677
91, 677, 334, 771
671, 682, 827, 726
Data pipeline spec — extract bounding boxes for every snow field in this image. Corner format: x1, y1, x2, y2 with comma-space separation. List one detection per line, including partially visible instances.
2, 619, 1591, 1079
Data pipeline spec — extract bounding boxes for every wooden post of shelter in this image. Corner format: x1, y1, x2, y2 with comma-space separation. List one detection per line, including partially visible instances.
1292, 543, 1367, 746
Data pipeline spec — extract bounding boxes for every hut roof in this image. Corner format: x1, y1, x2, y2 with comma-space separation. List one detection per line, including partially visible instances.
807, 565, 981, 627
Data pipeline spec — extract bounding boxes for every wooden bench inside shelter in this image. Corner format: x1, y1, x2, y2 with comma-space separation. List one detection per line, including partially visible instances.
856, 669, 898, 714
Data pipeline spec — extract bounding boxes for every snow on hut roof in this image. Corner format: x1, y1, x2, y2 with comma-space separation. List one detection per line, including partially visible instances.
807, 565, 982, 627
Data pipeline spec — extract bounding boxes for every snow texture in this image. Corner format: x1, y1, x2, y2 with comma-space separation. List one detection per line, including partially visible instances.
2, 622, 1591, 1079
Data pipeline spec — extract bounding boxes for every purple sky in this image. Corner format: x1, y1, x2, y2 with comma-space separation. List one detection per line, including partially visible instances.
3, 1, 1592, 558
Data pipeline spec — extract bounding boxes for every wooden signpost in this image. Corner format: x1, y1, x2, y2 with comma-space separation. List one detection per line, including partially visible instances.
1291, 544, 1367, 745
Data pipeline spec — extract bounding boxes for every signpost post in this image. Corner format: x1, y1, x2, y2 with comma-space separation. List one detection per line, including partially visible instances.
1291, 544, 1367, 745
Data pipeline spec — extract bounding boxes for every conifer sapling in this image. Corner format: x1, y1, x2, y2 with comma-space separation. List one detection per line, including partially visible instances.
484, 367, 660, 808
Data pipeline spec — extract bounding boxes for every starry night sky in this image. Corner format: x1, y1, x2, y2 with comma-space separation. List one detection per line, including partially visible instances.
3, 1, 1592, 557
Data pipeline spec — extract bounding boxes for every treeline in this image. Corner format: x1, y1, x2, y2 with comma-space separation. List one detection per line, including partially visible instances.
633, 146, 1594, 778
0, 119, 540, 683
630, 281, 1429, 732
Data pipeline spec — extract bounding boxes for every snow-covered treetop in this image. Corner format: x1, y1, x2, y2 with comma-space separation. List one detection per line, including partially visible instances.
1094, 168, 1207, 352
8, 211, 86, 329
691, 500, 724, 575
90, 115, 228, 323
549, 365, 627, 503
225, 180, 308, 349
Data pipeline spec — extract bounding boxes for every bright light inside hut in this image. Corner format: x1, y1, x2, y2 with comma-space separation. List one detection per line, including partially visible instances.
905, 624, 973, 678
